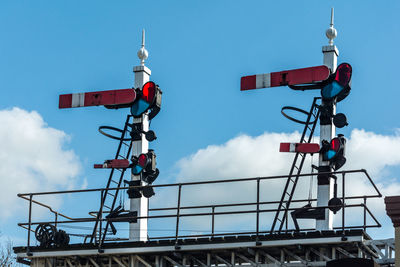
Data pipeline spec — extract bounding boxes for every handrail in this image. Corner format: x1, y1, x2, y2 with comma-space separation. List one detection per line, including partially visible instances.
17, 203, 377, 227
17, 169, 382, 249
17, 169, 380, 197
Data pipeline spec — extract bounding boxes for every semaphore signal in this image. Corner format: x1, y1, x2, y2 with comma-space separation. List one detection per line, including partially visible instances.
12, 10, 394, 267
57, 29, 162, 243
240, 9, 352, 233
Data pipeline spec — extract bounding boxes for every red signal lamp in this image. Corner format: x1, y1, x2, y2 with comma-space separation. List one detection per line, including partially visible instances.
142, 82, 156, 102
131, 81, 162, 120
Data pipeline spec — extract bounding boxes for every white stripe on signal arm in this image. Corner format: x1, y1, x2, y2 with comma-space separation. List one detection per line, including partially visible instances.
71, 93, 85, 107
255, 73, 271, 89
289, 143, 296, 152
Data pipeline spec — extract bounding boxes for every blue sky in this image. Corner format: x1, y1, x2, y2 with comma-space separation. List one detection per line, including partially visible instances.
1, 0, 400, 246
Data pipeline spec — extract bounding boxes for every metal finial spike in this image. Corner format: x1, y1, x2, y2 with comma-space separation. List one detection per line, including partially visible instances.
325, 7, 337, 45
137, 29, 149, 66
142, 29, 145, 47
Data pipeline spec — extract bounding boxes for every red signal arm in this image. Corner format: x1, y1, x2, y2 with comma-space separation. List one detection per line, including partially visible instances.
241, 65, 330, 91
280, 143, 320, 154
94, 159, 130, 169
59, 89, 136, 109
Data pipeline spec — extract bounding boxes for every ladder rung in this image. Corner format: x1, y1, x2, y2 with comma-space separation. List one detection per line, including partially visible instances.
103, 205, 111, 210
107, 192, 115, 197
111, 180, 118, 184
285, 192, 291, 197
122, 142, 130, 147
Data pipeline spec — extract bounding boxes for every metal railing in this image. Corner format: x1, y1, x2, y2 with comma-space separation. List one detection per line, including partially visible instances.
17, 169, 381, 252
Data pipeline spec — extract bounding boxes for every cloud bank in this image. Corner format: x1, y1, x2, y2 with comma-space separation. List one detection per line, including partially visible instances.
155, 129, 400, 238
0, 108, 81, 220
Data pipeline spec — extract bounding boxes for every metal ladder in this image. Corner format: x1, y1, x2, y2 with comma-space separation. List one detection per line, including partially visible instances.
270, 97, 321, 234
89, 115, 134, 244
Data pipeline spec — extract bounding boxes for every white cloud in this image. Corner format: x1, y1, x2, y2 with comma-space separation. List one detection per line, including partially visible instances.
165, 129, 400, 238
0, 108, 81, 220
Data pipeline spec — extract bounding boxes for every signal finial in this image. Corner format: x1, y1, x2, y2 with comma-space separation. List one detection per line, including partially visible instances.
137, 29, 149, 66
325, 7, 337, 45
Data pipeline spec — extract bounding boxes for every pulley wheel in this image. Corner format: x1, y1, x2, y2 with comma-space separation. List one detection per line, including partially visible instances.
35, 223, 56, 247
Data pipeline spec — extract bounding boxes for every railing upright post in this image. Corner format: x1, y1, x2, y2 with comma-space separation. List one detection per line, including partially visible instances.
175, 185, 182, 244
256, 178, 260, 238
211, 206, 215, 237
99, 190, 104, 244
285, 210, 288, 232
27, 194, 33, 256
341, 173, 345, 234
363, 196, 367, 232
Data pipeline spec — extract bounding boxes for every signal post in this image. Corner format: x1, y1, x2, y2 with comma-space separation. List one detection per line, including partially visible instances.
240, 8, 347, 233
130, 30, 151, 242
317, 8, 338, 231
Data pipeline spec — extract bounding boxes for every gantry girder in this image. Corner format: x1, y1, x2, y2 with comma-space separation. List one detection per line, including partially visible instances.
16, 231, 395, 267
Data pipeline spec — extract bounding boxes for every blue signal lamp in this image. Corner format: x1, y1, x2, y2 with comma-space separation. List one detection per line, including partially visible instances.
324, 149, 337, 160
131, 98, 151, 117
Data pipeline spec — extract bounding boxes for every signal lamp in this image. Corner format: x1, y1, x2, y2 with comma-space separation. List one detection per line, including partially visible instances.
328, 197, 342, 213
131, 154, 148, 175
130, 123, 157, 142
333, 113, 348, 128
125, 179, 156, 199
131, 150, 159, 186
131, 81, 162, 120
322, 135, 346, 170
142, 186, 155, 198
125, 180, 142, 199
142, 168, 159, 184
328, 177, 343, 214
127, 188, 142, 199
321, 63, 352, 102
145, 130, 157, 142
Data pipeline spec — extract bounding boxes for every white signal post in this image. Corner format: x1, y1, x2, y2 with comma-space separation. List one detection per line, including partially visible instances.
316, 8, 339, 231
130, 29, 151, 241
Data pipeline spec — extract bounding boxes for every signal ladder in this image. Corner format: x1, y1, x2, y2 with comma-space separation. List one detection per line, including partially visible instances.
270, 97, 321, 234
89, 115, 134, 244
